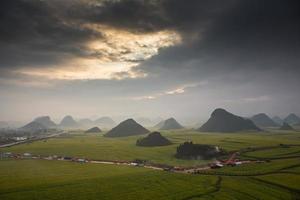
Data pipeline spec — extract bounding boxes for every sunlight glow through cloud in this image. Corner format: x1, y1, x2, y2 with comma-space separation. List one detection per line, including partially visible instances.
16, 26, 181, 80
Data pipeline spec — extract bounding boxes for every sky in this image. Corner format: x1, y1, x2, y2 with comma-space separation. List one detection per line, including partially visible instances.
0, 0, 299, 124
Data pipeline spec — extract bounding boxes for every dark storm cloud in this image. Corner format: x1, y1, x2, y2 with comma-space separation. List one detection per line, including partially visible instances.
0, 0, 231, 75
0, 1, 90, 42
0, 0, 101, 71
77, 0, 234, 32
1, 0, 299, 70
139, 0, 300, 73
77, 0, 169, 32
67, 0, 300, 76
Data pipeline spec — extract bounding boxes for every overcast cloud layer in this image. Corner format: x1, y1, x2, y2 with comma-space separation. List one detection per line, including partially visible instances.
0, 0, 299, 124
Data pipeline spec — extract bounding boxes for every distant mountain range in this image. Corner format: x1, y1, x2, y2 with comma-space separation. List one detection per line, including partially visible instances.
279, 122, 294, 131
251, 113, 279, 127
59, 115, 79, 128
20, 121, 47, 132
16, 115, 143, 131
284, 113, 300, 125
19, 116, 57, 132
272, 116, 284, 125
271, 114, 300, 126
34, 116, 57, 128
77, 117, 116, 129
159, 118, 184, 130
5, 112, 299, 133
94, 117, 116, 129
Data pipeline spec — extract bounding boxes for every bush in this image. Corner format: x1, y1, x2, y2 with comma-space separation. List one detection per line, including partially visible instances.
175, 141, 225, 160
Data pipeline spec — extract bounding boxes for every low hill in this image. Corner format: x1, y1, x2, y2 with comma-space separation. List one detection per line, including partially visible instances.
159, 118, 184, 130
104, 119, 150, 137
279, 122, 294, 130
34, 116, 56, 128
251, 113, 279, 127
136, 132, 171, 147
59, 115, 79, 128
20, 121, 47, 132
272, 116, 284, 125
85, 127, 102, 133
284, 113, 300, 125
198, 108, 261, 132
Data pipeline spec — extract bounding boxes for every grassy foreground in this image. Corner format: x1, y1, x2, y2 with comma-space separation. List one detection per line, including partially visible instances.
0, 159, 299, 200
1, 130, 300, 199
0, 159, 217, 200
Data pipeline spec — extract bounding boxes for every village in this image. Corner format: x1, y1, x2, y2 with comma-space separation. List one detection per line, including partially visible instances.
0, 151, 265, 175
0, 130, 66, 148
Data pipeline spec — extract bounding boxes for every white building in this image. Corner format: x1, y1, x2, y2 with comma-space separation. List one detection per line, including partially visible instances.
13, 137, 27, 141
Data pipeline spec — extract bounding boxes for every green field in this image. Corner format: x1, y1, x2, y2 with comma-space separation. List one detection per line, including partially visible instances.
2, 130, 300, 166
0, 159, 218, 200
0, 158, 299, 200
1, 130, 300, 199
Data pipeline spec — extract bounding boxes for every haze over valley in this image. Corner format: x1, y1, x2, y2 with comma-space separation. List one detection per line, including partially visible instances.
1, 1, 300, 200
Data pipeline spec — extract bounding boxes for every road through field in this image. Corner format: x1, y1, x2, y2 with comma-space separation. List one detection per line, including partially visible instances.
0, 131, 67, 148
